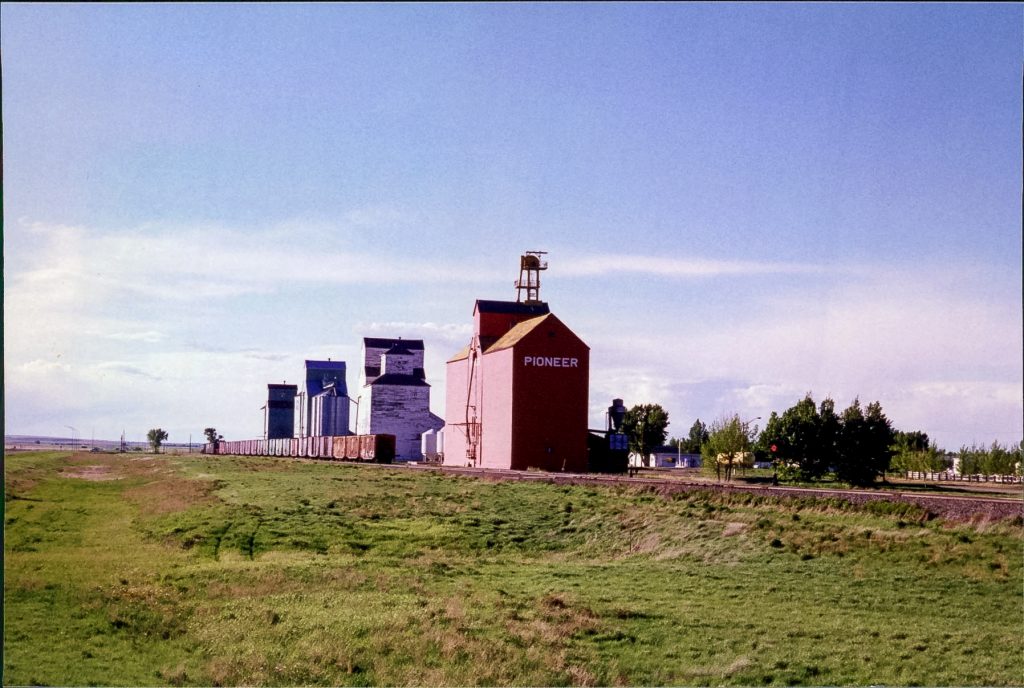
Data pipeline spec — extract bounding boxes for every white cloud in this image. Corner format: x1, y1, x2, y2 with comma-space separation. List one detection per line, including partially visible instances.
560, 252, 834, 278
105, 331, 167, 344
358, 321, 473, 344
93, 361, 163, 381
4, 219, 497, 315
16, 359, 73, 375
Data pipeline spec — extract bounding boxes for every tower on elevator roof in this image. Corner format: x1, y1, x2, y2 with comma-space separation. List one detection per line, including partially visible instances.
515, 251, 548, 304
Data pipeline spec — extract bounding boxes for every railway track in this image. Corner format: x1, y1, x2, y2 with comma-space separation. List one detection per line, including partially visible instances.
412, 464, 1023, 522
201, 451, 1021, 522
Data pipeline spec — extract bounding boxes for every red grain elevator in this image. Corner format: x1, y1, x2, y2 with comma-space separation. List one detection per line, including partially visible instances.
445, 253, 590, 472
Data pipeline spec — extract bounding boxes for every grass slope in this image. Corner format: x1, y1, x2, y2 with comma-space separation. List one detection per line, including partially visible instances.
4, 451, 1022, 686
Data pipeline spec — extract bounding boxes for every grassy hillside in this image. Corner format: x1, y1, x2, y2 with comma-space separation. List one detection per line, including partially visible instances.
4, 451, 1022, 686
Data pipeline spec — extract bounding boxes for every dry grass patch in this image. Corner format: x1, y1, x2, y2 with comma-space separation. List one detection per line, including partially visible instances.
126, 475, 220, 516
203, 569, 304, 600
60, 465, 123, 481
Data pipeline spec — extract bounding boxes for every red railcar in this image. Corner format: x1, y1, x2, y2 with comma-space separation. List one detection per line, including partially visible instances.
202, 435, 394, 463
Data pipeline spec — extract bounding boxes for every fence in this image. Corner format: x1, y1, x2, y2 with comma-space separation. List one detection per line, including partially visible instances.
905, 471, 1021, 484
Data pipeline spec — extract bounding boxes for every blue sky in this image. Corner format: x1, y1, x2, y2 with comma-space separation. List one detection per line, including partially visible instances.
4, 3, 1022, 450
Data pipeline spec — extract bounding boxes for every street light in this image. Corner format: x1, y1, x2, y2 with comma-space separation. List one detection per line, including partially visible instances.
740, 417, 760, 477
65, 425, 78, 450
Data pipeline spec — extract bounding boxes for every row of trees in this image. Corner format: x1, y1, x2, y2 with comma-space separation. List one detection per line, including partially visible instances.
888, 430, 948, 472
621, 394, 912, 486
757, 395, 895, 486
145, 427, 223, 453
957, 441, 1022, 476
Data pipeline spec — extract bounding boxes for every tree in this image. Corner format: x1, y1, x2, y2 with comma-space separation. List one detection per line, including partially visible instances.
890, 430, 948, 472
759, 395, 830, 481
204, 427, 223, 445
835, 399, 895, 486
147, 428, 169, 454
684, 419, 709, 453
817, 398, 842, 474
622, 404, 669, 467
895, 430, 930, 453
669, 420, 710, 454
702, 414, 757, 481
958, 441, 1022, 476
756, 411, 783, 468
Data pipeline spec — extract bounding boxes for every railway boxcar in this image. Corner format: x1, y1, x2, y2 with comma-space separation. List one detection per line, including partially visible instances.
363, 434, 395, 463
202, 434, 395, 463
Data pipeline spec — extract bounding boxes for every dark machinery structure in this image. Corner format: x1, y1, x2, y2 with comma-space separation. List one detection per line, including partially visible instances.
587, 398, 630, 473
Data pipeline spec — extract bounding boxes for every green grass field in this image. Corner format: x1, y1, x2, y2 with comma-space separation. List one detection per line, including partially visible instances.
4, 451, 1022, 686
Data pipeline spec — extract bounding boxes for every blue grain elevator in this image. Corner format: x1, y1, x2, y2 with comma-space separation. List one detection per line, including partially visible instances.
266, 383, 298, 439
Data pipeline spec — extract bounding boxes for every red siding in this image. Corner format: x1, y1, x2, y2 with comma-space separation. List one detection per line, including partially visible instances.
507, 318, 589, 472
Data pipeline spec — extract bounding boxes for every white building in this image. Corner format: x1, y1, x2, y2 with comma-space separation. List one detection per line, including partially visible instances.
357, 338, 444, 461
628, 447, 703, 468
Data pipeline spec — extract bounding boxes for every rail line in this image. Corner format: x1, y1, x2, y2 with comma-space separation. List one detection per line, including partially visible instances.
200, 447, 1021, 522
410, 464, 1023, 522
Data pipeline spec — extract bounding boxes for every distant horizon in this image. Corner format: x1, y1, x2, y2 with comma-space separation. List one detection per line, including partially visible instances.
6, 432, 1017, 456
5, 433, 197, 448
